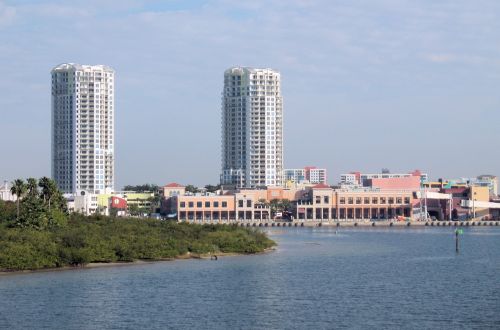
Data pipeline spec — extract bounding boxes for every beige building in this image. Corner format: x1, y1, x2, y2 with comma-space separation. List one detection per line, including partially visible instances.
162, 183, 186, 197
165, 184, 414, 222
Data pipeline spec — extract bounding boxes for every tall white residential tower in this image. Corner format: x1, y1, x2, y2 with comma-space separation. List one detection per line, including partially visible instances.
221, 67, 283, 188
51, 63, 115, 194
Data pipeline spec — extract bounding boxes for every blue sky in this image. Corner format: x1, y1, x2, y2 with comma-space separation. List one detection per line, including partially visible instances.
1, 0, 499, 188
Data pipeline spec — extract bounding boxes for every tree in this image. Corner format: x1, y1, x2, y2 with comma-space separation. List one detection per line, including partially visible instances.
18, 195, 48, 229
128, 204, 140, 216
279, 199, 291, 212
39, 177, 58, 211
185, 185, 199, 194
0, 200, 16, 223
123, 184, 159, 192
148, 195, 162, 214
51, 189, 68, 214
204, 184, 221, 193
269, 199, 280, 217
26, 178, 39, 198
10, 179, 27, 219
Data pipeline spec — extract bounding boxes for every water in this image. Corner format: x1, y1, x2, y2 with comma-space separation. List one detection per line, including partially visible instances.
1, 227, 500, 329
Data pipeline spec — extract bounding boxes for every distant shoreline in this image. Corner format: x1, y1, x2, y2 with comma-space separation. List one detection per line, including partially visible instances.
0, 248, 276, 276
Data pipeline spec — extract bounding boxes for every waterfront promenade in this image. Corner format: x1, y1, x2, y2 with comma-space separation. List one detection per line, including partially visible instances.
182, 219, 500, 228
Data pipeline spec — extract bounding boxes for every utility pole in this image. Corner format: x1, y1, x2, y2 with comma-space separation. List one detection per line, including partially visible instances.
455, 228, 463, 253
449, 196, 452, 220
424, 186, 428, 220
472, 190, 476, 219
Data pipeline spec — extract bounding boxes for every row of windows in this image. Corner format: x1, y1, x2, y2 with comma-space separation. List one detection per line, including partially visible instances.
180, 201, 228, 208
338, 197, 410, 205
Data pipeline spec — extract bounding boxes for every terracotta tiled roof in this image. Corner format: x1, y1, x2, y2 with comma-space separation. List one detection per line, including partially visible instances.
163, 183, 184, 188
312, 183, 331, 189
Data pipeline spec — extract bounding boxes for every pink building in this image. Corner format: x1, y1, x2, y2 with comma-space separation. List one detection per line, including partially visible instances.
367, 176, 421, 190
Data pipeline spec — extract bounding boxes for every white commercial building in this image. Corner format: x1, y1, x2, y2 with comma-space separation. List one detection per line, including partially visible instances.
284, 167, 327, 185
221, 67, 283, 188
307, 168, 327, 184
51, 63, 115, 194
340, 170, 428, 186
340, 173, 358, 185
0, 181, 15, 201
284, 169, 306, 184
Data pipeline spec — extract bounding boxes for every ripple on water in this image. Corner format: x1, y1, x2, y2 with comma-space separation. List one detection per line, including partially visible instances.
0, 227, 499, 329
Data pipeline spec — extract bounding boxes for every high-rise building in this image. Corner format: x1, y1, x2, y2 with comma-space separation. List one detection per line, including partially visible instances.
221, 67, 283, 188
51, 63, 115, 194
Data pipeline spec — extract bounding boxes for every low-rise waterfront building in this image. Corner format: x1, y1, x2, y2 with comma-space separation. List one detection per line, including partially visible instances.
66, 191, 154, 216
162, 184, 415, 222
423, 175, 498, 197
161, 182, 186, 197
340, 170, 427, 186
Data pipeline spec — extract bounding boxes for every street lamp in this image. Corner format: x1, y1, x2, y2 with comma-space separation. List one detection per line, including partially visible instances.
473, 191, 477, 219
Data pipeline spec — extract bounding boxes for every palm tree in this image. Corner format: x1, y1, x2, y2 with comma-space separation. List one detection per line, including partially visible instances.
10, 179, 27, 219
39, 177, 58, 211
269, 199, 281, 218
279, 199, 291, 212
26, 178, 39, 198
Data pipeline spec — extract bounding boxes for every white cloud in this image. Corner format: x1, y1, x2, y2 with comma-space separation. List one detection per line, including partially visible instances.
425, 53, 455, 63
1, 0, 500, 185
18, 3, 91, 18
0, 1, 16, 27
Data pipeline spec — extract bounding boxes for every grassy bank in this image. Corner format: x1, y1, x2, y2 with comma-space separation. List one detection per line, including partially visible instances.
0, 214, 275, 272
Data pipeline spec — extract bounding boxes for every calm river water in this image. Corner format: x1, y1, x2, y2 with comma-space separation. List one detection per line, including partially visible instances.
1, 227, 499, 329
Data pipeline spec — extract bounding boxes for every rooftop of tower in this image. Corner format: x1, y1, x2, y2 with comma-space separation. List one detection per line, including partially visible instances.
51, 63, 114, 73
224, 66, 280, 75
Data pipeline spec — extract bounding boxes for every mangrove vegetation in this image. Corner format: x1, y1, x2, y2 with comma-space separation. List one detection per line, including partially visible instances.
0, 178, 275, 272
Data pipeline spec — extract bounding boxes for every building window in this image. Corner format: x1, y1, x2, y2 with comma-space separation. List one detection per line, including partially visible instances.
364, 197, 370, 204
404, 197, 410, 204
180, 202, 186, 208
356, 197, 362, 204
188, 202, 194, 208
197, 201, 202, 208
315, 196, 321, 204
214, 201, 219, 207
380, 197, 386, 204
324, 196, 329, 204
205, 201, 210, 207
222, 201, 227, 208
247, 200, 252, 207
348, 197, 354, 204
372, 197, 378, 204
340, 197, 345, 204
396, 197, 402, 204
388, 197, 394, 204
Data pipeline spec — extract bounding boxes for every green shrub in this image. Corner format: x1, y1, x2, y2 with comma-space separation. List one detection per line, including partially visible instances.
0, 216, 275, 271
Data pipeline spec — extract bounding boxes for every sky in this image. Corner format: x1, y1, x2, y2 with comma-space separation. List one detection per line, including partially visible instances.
0, 0, 499, 188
